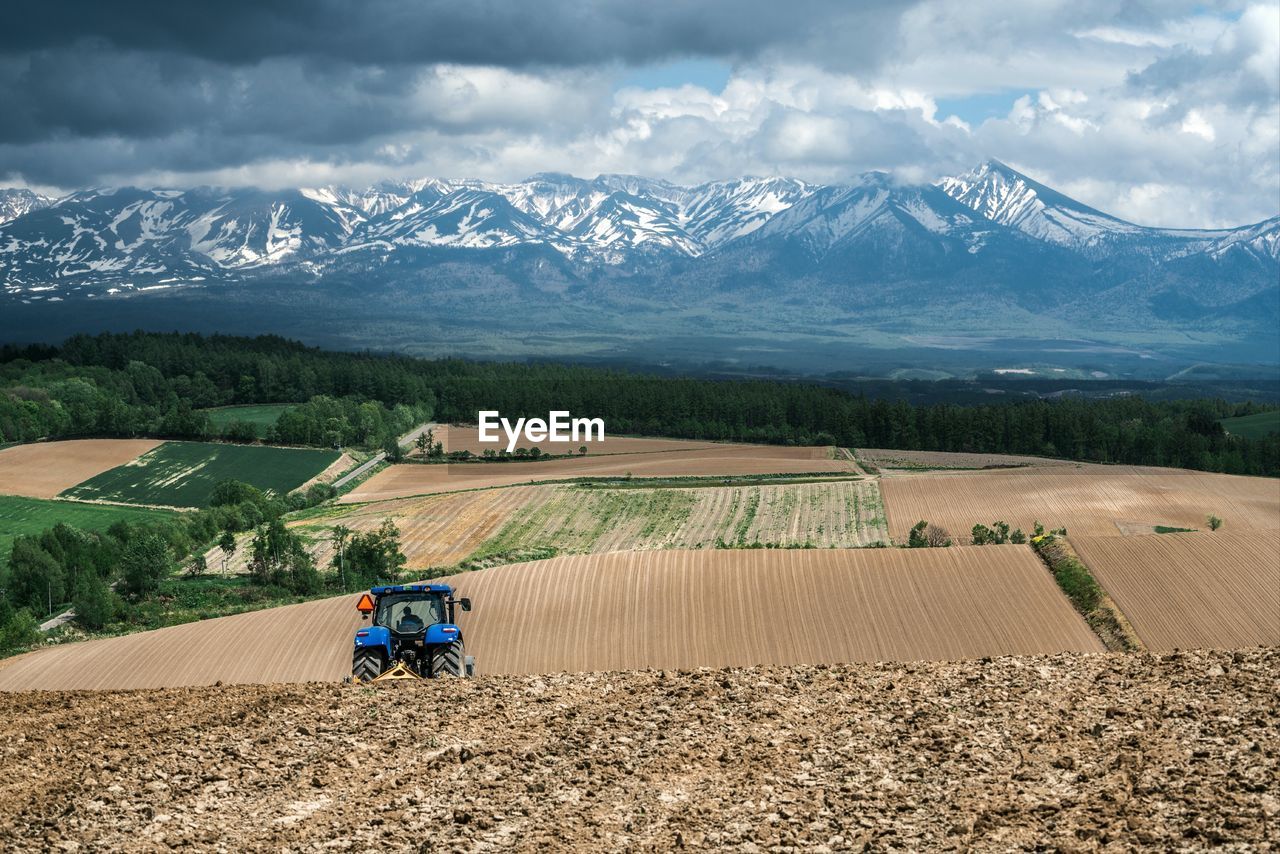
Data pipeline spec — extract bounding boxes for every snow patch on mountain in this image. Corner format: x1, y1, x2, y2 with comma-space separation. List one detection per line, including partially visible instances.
939, 160, 1143, 247
0, 167, 1276, 300
0, 189, 56, 226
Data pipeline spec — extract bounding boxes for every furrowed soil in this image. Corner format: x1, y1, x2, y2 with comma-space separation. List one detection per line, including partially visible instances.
225, 480, 885, 575
445, 480, 888, 560
0, 649, 1275, 852
343, 445, 853, 502
0, 546, 1101, 691
437, 424, 728, 456
0, 439, 161, 499
880, 464, 1280, 542
1070, 531, 1280, 651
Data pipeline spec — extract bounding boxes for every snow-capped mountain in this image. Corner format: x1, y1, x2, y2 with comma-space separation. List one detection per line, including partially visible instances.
754, 173, 985, 255
352, 188, 555, 251
938, 160, 1145, 248
0, 163, 1275, 336
680, 177, 814, 248
0, 189, 55, 226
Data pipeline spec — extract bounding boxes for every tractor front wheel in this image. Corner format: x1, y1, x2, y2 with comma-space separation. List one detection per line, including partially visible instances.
352, 648, 384, 683
437, 640, 466, 677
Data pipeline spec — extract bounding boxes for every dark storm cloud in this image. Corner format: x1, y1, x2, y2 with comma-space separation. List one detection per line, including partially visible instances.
0, 0, 907, 187
3, 0, 865, 67
0, 1, 1274, 230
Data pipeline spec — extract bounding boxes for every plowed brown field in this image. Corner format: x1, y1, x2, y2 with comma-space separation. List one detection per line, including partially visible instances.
206, 486, 545, 574
0, 439, 162, 499
881, 465, 1280, 542
344, 445, 853, 502
1071, 531, 1280, 651
437, 424, 727, 456
253, 480, 887, 574
0, 546, 1100, 691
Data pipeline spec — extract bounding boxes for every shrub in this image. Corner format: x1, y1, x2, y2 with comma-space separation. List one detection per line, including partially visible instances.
0, 607, 40, 654
306, 483, 337, 505
120, 534, 173, 597
73, 573, 122, 631
222, 420, 260, 443
209, 479, 264, 507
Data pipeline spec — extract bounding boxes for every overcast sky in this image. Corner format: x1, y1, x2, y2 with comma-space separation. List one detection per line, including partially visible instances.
3, 1, 1278, 227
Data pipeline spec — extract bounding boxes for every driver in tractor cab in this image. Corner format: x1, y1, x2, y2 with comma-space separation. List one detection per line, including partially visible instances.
397, 605, 425, 633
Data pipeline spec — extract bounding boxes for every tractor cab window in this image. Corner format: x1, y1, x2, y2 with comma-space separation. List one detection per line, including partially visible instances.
374, 593, 444, 633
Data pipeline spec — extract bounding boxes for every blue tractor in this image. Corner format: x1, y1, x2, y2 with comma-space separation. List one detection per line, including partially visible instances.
351, 584, 474, 682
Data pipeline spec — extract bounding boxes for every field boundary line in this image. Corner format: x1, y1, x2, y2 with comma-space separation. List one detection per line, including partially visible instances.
1034, 535, 1144, 653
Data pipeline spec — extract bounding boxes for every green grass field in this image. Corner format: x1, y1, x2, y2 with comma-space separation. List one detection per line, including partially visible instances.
60, 441, 340, 508
1220, 410, 1280, 440
0, 495, 175, 568
200, 404, 294, 438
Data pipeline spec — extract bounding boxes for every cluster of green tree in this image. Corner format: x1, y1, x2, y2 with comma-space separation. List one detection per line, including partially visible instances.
0, 334, 431, 450
2, 332, 1277, 475
909, 519, 1033, 547
0, 478, 366, 654
269, 396, 428, 449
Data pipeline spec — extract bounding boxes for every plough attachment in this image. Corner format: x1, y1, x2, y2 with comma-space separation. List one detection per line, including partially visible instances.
359, 661, 422, 684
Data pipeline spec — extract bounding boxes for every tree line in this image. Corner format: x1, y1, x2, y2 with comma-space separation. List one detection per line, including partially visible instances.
1, 331, 1276, 476
0, 479, 408, 655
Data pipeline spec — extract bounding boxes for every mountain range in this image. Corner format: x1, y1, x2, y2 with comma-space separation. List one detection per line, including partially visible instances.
1, 161, 1276, 372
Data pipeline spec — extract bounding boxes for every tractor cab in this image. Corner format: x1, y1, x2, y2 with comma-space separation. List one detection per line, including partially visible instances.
351, 584, 474, 682
374, 590, 446, 635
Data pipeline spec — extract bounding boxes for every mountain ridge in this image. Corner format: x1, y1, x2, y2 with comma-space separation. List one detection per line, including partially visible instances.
1, 162, 1276, 368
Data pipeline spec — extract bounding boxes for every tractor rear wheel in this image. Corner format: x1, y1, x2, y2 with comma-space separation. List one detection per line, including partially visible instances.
352, 648, 384, 683
438, 640, 466, 677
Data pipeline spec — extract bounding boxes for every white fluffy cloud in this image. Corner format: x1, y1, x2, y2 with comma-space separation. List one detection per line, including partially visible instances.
1, 1, 1276, 227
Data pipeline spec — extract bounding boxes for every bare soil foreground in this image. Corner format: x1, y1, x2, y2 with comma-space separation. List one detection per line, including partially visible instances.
0, 439, 161, 499
1071, 531, 1280, 650
0, 546, 1101, 691
343, 445, 854, 502
0, 649, 1275, 851
881, 464, 1280, 541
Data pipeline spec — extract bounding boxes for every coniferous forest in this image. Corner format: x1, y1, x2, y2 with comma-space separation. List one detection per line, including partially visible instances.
1, 331, 1276, 477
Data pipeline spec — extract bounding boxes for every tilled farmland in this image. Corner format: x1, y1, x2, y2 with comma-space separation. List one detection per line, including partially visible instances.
1070, 531, 1280, 650
343, 444, 855, 502
1, 649, 1274, 852
449, 547, 1103, 672
289, 480, 887, 574
0, 438, 162, 499
437, 424, 728, 456
881, 464, 1280, 542
0, 546, 1101, 691
468, 480, 888, 555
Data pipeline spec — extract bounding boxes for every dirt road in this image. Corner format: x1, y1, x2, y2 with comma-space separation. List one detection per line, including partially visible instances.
0, 649, 1273, 851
